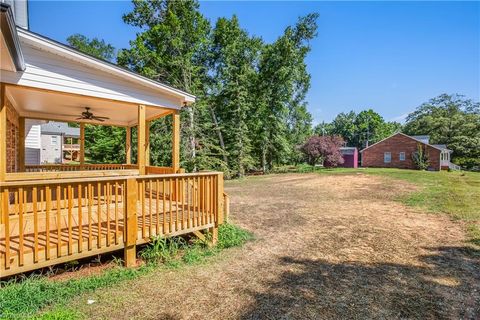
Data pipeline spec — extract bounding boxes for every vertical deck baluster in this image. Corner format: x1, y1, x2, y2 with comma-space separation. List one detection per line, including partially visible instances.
155, 180, 160, 235
180, 178, 185, 230
114, 182, 119, 245
205, 176, 209, 225
97, 183, 102, 249
214, 176, 217, 224
175, 178, 179, 232
141, 180, 146, 239
56, 186, 61, 257
200, 177, 207, 225
162, 179, 166, 235
67, 185, 73, 255
88, 183, 93, 250
149, 180, 153, 237
45, 186, 51, 260
78, 184, 83, 253
32, 187, 39, 263
106, 183, 111, 246
187, 178, 191, 229
18, 188, 24, 266
193, 177, 200, 227
3, 189, 10, 270
169, 178, 173, 233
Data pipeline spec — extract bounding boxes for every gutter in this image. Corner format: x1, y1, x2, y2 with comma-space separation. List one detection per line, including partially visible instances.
0, 3, 25, 71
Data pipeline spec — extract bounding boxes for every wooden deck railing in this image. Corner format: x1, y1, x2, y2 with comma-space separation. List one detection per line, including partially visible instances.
0, 172, 224, 277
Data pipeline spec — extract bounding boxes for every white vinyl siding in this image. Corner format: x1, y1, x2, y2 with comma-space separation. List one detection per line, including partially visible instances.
399, 152, 405, 161
0, 41, 184, 110
384, 152, 391, 163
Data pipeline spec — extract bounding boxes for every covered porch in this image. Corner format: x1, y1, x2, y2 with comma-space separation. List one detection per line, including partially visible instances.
0, 10, 225, 278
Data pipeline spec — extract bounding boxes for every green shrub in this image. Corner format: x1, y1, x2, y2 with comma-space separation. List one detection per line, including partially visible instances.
218, 223, 253, 249
140, 236, 186, 265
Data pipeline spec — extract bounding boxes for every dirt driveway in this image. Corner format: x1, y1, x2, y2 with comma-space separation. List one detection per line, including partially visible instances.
75, 173, 479, 319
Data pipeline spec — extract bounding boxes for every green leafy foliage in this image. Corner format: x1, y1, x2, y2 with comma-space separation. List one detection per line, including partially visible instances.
69, 1, 318, 176
140, 236, 186, 265
314, 109, 401, 150
411, 143, 430, 170
217, 223, 253, 249
404, 94, 480, 170
66, 34, 115, 62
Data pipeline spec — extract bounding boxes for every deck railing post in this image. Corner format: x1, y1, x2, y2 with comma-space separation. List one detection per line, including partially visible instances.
223, 192, 230, 223
124, 178, 138, 267
217, 172, 224, 225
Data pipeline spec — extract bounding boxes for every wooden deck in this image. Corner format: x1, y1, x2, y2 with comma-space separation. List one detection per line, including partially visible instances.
0, 172, 223, 277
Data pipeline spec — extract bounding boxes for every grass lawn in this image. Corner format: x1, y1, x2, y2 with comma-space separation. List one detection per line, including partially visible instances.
0, 224, 252, 320
275, 165, 480, 245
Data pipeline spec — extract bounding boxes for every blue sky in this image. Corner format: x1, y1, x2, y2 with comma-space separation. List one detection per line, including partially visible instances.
28, 1, 479, 124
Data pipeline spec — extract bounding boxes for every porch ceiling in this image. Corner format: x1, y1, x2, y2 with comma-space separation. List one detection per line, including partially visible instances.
6, 85, 173, 127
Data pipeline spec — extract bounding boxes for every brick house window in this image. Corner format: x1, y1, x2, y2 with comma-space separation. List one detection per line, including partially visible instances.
399, 152, 405, 161
384, 152, 391, 163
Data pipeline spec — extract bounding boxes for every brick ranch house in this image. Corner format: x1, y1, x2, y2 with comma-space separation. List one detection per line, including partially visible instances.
360, 133, 457, 171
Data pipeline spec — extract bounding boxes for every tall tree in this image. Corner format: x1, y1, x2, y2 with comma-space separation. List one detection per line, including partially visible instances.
209, 16, 261, 177
404, 94, 480, 169
255, 13, 319, 171
119, 0, 211, 171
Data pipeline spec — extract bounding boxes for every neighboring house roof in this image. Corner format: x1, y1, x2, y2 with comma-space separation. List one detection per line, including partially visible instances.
360, 132, 449, 153
41, 122, 80, 138
340, 147, 357, 155
411, 135, 430, 144
432, 144, 452, 152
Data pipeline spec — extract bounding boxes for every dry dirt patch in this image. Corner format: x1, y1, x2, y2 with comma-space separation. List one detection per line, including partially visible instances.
73, 173, 479, 319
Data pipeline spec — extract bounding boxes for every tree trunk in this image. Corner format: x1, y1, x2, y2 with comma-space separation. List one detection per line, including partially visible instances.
210, 106, 228, 165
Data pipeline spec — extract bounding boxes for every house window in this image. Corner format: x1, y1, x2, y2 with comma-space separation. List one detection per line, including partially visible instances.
384, 152, 391, 163
399, 152, 405, 161
51, 136, 58, 145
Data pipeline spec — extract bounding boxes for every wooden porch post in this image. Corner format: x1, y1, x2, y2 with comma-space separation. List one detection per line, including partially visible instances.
126, 126, 131, 165
0, 84, 7, 181
137, 105, 146, 175
79, 123, 85, 165
145, 121, 150, 166
18, 117, 25, 172
172, 110, 180, 173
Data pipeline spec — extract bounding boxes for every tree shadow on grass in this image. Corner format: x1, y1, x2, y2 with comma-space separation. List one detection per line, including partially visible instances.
240, 246, 480, 319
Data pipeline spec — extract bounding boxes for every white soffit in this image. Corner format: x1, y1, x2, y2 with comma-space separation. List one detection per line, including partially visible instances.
6, 85, 172, 127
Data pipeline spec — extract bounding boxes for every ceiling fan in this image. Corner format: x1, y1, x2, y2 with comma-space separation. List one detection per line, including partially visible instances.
76, 107, 110, 122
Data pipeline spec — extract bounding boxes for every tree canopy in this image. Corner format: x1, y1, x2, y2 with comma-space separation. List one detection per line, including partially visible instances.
404, 94, 480, 169
314, 109, 401, 150
65, 1, 479, 172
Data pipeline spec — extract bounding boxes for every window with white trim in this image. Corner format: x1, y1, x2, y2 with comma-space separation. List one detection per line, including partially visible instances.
384, 152, 391, 163
51, 135, 58, 145
399, 152, 405, 161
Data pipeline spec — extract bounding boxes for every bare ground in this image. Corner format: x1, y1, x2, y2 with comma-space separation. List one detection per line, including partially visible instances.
72, 173, 480, 319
